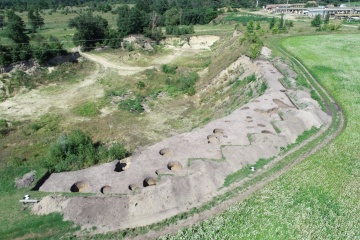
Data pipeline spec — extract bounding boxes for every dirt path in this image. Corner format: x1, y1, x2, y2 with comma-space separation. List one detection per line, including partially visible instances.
126, 48, 345, 240
80, 51, 151, 75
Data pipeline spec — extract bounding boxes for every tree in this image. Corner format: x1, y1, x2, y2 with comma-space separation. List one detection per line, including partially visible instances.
311, 14, 322, 27
68, 13, 108, 50
116, 5, 132, 37
247, 20, 254, 33
35, 10, 45, 29
165, 7, 180, 26
279, 13, 285, 30
269, 17, 275, 29
5, 11, 29, 44
0, 14, 4, 29
324, 13, 330, 24
28, 10, 38, 32
256, 21, 261, 30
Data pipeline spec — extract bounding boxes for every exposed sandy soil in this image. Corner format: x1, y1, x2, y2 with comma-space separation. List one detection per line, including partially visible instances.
33, 48, 330, 233
0, 64, 104, 121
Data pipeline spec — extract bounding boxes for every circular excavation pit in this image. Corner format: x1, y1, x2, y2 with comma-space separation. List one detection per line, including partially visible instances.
213, 128, 224, 135
143, 177, 157, 187
159, 148, 174, 157
128, 184, 139, 191
167, 162, 183, 172
101, 185, 112, 194
155, 169, 167, 175
70, 181, 89, 192
114, 159, 131, 172
207, 134, 220, 144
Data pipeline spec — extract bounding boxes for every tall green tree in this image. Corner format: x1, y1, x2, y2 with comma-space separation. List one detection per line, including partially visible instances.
68, 13, 108, 50
165, 7, 180, 26
269, 17, 276, 29
279, 13, 285, 30
116, 5, 132, 37
324, 13, 330, 24
28, 9, 38, 32
0, 14, 4, 29
35, 10, 44, 29
5, 11, 29, 44
311, 14, 322, 27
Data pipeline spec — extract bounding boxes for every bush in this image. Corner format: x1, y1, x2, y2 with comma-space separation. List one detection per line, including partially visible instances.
0, 119, 9, 137
118, 97, 144, 113
43, 129, 128, 172
44, 130, 98, 172
259, 81, 267, 94
310, 89, 321, 103
165, 72, 199, 96
246, 74, 256, 83
311, 14, 322, 27
161, 64, 178, 74
107, 142, 129, 160
177, 72, 199, 93
165, 25, 195, 36
136, 81, 146, 89
240, 32, 263, 60
125, 43, 134, 52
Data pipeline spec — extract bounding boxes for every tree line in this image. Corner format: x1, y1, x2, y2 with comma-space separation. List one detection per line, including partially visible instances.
0, 0, 353, 11
0, 10, 66, 65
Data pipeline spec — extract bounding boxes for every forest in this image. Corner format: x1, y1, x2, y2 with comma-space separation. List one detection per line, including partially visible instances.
0, 0, 352, 11
0, 0, 352, 65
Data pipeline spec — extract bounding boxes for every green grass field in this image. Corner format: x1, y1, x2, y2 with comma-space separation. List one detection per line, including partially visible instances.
160, 34, 360, 239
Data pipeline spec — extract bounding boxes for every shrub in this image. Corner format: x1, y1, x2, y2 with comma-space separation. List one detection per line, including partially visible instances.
310, 89, 321, 103
259, 81, 267, 94
165, 72, 199, 96
311, 14, 322, 27
125, 43, 134, 52
0, 119, 9, 137
43, 130, 129, 172
118, 97, 144, 113
106, 89, 125, 97
44, 130, 98, 172
246, 74, 257, 83
136, 81, 146, 89
187, 86, 196, 96
107, 142, 129, 160
161, 64, 178, 74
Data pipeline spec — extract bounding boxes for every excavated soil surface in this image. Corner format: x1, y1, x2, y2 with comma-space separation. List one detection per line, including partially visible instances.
33, 50, 330, 233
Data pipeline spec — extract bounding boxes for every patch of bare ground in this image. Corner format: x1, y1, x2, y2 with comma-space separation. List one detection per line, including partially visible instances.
33, 49, 331, 234
0, 63, 104, 121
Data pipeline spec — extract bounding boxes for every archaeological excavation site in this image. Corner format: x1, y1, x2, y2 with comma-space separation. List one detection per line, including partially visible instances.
31, 44, 330, 233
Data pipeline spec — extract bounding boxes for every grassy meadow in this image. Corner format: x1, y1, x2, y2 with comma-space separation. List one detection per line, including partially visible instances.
160, 34, 360, 239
